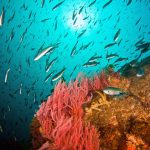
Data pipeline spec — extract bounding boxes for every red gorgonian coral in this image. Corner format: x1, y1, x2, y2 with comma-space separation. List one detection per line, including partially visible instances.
32, 72, 109, 149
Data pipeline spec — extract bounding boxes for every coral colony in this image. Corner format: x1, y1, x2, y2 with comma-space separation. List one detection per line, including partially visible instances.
31, 72, 109, 150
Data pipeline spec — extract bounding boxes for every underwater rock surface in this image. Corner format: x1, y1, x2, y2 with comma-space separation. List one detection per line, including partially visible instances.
85, 65, 150, 149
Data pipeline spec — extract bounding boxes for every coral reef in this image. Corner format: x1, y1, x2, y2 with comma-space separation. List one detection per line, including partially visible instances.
31, 72, 108, 150
84, 66, 150, 149
31, 66, 150, 150
129, 67, 150, 112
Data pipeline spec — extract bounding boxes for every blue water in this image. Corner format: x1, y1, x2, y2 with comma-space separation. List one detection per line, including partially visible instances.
0, 0, 150, 141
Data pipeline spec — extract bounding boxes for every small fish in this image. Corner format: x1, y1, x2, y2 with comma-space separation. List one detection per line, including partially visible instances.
82, 42, 92, 50
9, 93, 15, 98
70, 66, 77, 77
79, 5, 84, 14
136, 67, 145, 77
8, 105, 11, 111
73, 17, 77, 25
33, 93, 37, 104
10, 29, 15, 41
18, 64, 22, 73
20, 28, 28, 43
89, 54, 102, 62
130, 61, 138, 68
136, 42, 150, 54
52, 0, 65, 10
0, 125, 3, 133
127, 0, 132, 6
34, 46, 53, 61
7, 12, 15, 24
5, 68, 10, 83
129, 54, 142, 67
45, 58, 57, 72
20, 83, 22, 95
115, 57, 128, 63
83, 61, 99, 67
20, 3, 28, 10
104, 43, 117, 49
26, 57, 30, 66
52, 68, 65, 82
103, 0, 112, 9
83, 16, 89, 20
54, 18, 57, 30
28, 11, 32, 19
89, 0, 96, 7
71, 41, 78, 56
118, 39, 122, 46
41, 18, 51, 22
72, 10, 77, 20
135, 37, 144, 46
103, 87, 127, 96
44, 71, 54, 82
106, 53, 119, 60
77, 29, 86, 38
0, 7, 4, 26
41, 0, 45, 8
114, 29, 120, 42
135, 17, 141, 25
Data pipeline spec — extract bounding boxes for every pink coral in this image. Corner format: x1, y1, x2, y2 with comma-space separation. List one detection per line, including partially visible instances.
89, 71, 109, 91
34, 72, 109, 149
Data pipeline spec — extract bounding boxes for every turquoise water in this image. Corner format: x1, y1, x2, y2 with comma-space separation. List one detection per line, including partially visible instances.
0, 0, 150, 141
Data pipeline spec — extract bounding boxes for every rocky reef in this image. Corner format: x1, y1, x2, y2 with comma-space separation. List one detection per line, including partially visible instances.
31, 65, 150, 150
84, 66, 150, 149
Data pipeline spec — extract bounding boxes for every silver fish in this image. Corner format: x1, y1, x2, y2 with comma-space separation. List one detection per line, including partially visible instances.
83, 61, 99, 67
103, 0, 112, 9
41, 0, 45, 8
105, 43, 117, 49
52, 68, 65, 82
0, 125, 3, 133
33, 93, 36, 103
5, 68, 10, 83
44, 71, 54, 82
46, 58, 57, 72
103, 87, 126, 96
127, 0, 132, 6
89, 0, 97, 7
52, 0, 65, 10
7, 12, 15, 24
8, 105, 11, 111
34, 46, 53, 61
0, 7, 4, 27
114, 29, 120, 42
89, 55, 102, 62
136, 67, 145, 78
20, 83, 22, 95
71, 41, 78, 56
72, 10, 77, 20
79, 5, 85, 14
106, 53, 119, 60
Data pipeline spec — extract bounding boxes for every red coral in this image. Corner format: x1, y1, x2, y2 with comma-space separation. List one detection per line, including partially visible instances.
33, 72, 109, 149
89, 71, 109, 91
